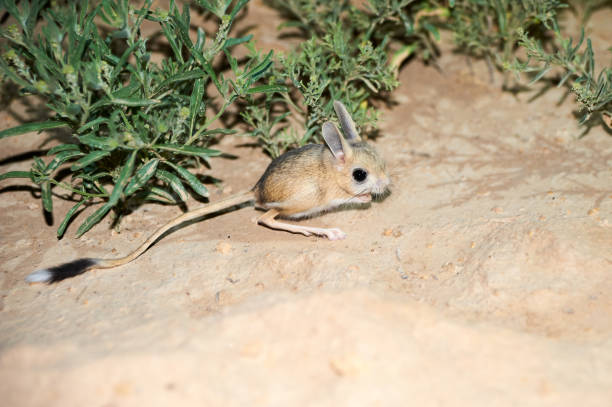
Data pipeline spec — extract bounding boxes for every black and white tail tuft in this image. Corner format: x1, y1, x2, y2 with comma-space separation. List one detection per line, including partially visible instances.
26, 258, 99, 284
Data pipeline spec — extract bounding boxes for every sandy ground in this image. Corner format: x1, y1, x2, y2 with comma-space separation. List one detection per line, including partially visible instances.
1, 2, 612, 406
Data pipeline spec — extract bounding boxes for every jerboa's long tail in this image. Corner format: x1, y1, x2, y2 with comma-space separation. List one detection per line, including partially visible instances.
26, 191, 253, 283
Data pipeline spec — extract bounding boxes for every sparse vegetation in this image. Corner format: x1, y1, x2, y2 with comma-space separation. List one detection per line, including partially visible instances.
242, 0, 446, 156
0, 0, 279, 236
449, 0, 611, 128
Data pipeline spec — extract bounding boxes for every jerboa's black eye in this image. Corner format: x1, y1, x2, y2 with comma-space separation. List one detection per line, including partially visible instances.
352, 168, 368, 182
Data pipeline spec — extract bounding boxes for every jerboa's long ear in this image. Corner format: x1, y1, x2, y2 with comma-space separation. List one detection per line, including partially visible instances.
333, 101, 361, 141
322, 121, 353, 163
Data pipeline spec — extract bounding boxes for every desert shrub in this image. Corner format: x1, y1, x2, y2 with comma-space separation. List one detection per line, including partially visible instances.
449, 0, 611, 128
450, 0, 566, 76
242, 0, 447, 157
508, 15, 612, 128
0, 0, 279, 236
245, 0, 611, 156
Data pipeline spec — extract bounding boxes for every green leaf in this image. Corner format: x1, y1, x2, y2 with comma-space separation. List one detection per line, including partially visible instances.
496, 5, 507, 35
108, 150, 138, 205
246, 84, 288, 95
46, 150, 84, 173
172, 5, 193, 48
76, 202, 112, 237
157, 169, 189, 201
0, 171, 33, 181
73, 171, 111, 182
33, 157, 46, 172
89, 96, 159, 111
165, 162, 209, 198
110, 80, 140, 99
422, 22, 440, 42
225, 51, 239, 73
586, 39, 594, 78
47, 144, 80, 156
0, 121, 69, 140
154, 143, 222, 159
57, 199, 87, 238
199, 59, 224, 94
529, 65, 551, 85
68, 4, 99, 68
76, 152, 138, 237
145, 186, 178, 204
71, 151, 111, 171
79, 134, 119, 151
198, 0, 230, 17
558, 71, 573, 88
111, 98, 160, 107
161, 21, 184, 63
572, 29, 585, 55
77, 117, 108, 133
194, 27, 206, 51
246, 51, 274, 81
200, 128, 237, 136
41, 181, 53, 213
189, 78, 205, 137
124, 158, 159, 195
23, 40, 60, 78
223, 34, 253, 50
229, 0, 249, 21
153, 69, 207, 95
